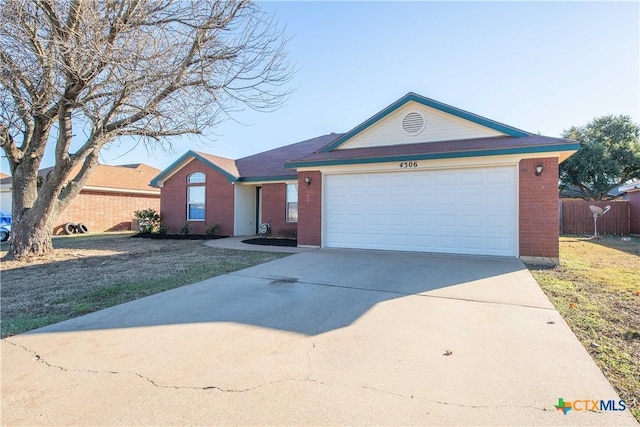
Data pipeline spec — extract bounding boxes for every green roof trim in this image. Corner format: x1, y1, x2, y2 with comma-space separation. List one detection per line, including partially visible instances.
150, 150, 238, 186
286, 143, 580, 169
238, 175, 297, 183
321, 92, 531, 152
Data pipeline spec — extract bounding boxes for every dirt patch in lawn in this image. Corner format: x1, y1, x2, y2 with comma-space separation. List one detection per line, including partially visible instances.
0, 233, 289, 338
527, 235, 640, 421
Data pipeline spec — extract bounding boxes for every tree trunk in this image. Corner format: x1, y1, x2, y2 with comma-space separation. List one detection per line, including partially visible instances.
4, 145, 66, 260
4, 144, 98, 260
5, 207, 54, 259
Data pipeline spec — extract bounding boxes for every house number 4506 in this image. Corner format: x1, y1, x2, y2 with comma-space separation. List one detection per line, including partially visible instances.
399, 161, 418, 168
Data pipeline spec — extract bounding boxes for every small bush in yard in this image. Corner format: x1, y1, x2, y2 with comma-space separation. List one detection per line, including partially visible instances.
179, 222, 190, 235
206, 223, 219, 235
134, 208, 161, 233
157, 223, 168, 235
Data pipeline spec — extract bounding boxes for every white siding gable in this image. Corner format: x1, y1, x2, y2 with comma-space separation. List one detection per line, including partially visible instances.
337, 101, 506, 150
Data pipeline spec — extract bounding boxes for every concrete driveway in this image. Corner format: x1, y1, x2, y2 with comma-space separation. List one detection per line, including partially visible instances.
1, 250, 636, 426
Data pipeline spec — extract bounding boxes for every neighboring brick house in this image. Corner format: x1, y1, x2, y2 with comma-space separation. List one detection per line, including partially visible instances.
0, 172, 9, 211
0, 163, 160, 234
153, 93, 579, 260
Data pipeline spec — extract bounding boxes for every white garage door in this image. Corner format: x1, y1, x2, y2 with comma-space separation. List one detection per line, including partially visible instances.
324, 166, 517, 256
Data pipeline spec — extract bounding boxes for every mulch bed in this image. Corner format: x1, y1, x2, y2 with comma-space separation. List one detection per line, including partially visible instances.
132, 233, 229, 240
241, 238, 297, 247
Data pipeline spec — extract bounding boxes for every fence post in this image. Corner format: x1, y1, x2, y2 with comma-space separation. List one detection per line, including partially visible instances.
558, 201, 563, 234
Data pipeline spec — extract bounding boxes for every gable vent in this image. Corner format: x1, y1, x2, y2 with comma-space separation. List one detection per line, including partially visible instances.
401, 112, 425, 136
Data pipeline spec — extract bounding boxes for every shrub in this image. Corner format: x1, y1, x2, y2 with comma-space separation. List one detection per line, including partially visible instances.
134, 208, 161, 234
179, 222, 190, 235
205, 223, 219, 235
157, 223, 168, 235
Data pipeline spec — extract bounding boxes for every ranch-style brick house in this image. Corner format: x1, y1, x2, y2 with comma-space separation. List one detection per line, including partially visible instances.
1, 163, 160, 234
152, 93, 579, 259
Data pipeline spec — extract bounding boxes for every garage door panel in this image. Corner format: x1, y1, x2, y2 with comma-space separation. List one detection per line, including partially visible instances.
462, 193, 484, 206
460, 236, 484, 250
460, 171, 483, 184
388, 174, 409, 186
459, 215, 484, 229
437, 194, 457, 207
435, 172, 458, 185
434, 235, 459, 249
487, 169, 512, 184
325, 166, 517, 256
488, 238, 512, 251
487, 214, 512, 227
413, 175, 434, 186
411, 215, 434, 227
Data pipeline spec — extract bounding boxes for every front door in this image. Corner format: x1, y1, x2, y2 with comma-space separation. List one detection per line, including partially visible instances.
255, 186, 262, 234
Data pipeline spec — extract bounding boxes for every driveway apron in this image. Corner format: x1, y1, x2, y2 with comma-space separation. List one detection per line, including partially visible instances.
2, 250, 636, 426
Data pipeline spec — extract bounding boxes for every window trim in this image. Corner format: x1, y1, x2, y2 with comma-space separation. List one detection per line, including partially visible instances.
187, 172, 206, 184
285, 183, 298, 223
186, 183, 206, 221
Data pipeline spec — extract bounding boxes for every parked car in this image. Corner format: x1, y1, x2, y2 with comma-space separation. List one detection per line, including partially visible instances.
0, 211, 11, 242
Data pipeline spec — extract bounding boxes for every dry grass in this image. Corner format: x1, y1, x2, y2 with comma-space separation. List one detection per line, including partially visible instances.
0, 233, 289, 337
528, 235, 640, 421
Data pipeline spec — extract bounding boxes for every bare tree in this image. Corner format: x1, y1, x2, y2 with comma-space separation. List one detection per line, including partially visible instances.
0, 0, 292, 259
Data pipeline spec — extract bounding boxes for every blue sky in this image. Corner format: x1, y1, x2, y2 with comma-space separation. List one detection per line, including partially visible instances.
3, 1, 639, 173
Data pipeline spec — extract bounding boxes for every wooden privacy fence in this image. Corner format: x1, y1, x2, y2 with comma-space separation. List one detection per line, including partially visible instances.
559, 200, 630, 235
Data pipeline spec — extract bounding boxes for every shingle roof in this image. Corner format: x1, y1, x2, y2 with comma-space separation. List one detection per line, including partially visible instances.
0, 163, 160, 193
151, 133, 344, 186
235, 133, 343, 179
194, 152, 240, 177
153, 93, 579, 183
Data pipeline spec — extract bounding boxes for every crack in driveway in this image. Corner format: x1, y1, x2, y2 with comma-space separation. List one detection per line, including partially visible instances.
4, 340, 290, 393
5, 339, 553, 412
305, 308, 336, 380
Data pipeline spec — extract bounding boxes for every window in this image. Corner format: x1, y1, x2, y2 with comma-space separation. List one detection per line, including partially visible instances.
187, 185, 205, 220
187, 172, 206, 183
286, 183, 298, 222
186, 172, 205, 220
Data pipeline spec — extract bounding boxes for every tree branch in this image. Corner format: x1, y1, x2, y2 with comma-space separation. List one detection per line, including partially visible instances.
57, 150, 99, 212
0, 123, 23, 171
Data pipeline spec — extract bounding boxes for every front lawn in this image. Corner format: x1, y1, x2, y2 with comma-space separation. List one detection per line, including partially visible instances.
0, 233, 289, 338
527, 235, 640, 421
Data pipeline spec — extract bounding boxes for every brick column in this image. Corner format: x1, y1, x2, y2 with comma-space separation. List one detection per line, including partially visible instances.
519, 157, 559, 258
297, 171, 322, 246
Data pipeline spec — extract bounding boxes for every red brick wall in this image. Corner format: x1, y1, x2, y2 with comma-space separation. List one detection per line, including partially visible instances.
261, 183, 297, 237
54, 191, 160, 234
160, 159, 234, 235
629, 190, 640, 234
519, 157, 559, 258
297, 171, 322, 246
